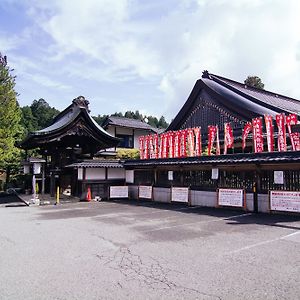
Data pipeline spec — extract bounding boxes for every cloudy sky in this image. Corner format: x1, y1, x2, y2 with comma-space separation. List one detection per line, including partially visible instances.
1, 0, 300, 121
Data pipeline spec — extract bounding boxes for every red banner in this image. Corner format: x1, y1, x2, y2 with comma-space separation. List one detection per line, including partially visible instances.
276, 114, 287, 152
224, 123, 234, 154
162, 133, 168, 158
264, 115, 274, 152
208, 126, 220, 155
174, 131, 180, 158
187, 128, 194, 157
242, 122, 252, 150
194, 127, 202, 156
139, 136, 144, 159
153, 134, 159, 158
179, 129, 187, 157
252, 118, 264, 153
290, 132, 300, 150
144, 135, 150, 159
168, 132, 174, 158
286, 114, 298, 151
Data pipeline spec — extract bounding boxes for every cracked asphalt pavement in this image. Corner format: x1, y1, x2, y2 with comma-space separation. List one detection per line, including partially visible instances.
1, 200, 300, 299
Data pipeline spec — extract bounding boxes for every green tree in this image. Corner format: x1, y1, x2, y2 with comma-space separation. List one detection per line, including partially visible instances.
92, 114, 108, 125
20, 106, 38, 135
157, 116, 168, 128
30, 98, 60, 130
244, 76, 265, 90
0, 53, 23, 188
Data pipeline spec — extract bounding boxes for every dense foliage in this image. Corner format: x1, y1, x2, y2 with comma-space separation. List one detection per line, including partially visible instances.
244, 76, 265, 90
93, 110, 169, 129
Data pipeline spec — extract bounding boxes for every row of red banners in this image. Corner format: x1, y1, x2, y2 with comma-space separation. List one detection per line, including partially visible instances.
139, 113, 300, 159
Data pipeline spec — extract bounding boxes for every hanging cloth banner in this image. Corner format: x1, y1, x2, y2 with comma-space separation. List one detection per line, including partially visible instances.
168, 132, 174, 158
286, 114, 298, 151
144, 135, 150, 159
139, 136, 145, 159
290, 132, 300, 151
179, 129, 187, 158
194, 127, 202, 156
208, 126, 220, 155
276, 114, 287, 152
224, 123, 234, 154
264, 115, 274, 152
149, 135, 155, 158
242, 122, 252, 150
187, 128, 195, 157
162, 133, 168, 158
252, 118, 264, 153
174, 131, 181, 158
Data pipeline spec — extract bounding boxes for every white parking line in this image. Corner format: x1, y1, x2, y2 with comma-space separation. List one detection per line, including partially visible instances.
141, 213, 252, 233
229, 230, 300, 254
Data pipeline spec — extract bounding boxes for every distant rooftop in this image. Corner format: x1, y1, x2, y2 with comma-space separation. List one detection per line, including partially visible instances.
102, 116, 158, 132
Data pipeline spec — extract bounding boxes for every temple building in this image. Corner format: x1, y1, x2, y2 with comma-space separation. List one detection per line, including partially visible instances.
19, 96, 120, 197
124, 71, 300, 214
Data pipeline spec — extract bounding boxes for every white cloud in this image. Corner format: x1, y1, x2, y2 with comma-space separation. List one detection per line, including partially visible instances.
2, 0, 300, 120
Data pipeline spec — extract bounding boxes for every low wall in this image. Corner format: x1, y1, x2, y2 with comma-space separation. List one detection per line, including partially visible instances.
258, 194, 269, 213
128, 185, 139, 200
190, 190, 216, 207
153, 187, 171, 203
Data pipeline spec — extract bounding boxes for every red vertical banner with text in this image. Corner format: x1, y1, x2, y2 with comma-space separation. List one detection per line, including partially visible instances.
153, 134, 159, 159
194, 127, 202, 156
149, 135, 155, 158
264, 115, 274, 152
224, 123, 234, 154
242, 122, 252, 150
174, 131, 180, 158
252, 118, 264, 153
179, 129, 187, 158
286, 114, 298, 151
144, 135, 150, 159
208, 126, 220, 155
276, 114, 287, 152
139, 136, 144, 159
290, 133, 300, 150
158, 134, 163, 158
187, 128, 195, 157
168, 132, 174, 158
162, 133, 168, 158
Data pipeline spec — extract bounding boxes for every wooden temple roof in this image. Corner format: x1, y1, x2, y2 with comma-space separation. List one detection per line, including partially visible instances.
102, 116, 157, 132
19, 96, 120, 152
168, 70, 300, 131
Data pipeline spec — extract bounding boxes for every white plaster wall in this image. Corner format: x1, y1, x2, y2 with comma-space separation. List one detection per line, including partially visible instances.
116, 127, 133, 135
258, 194, 270, 213
153, 187, 171, 203
107, 168, 125, 179
246, 193, 254, 211
190, 190, 216, 207
86, 168, 105, 180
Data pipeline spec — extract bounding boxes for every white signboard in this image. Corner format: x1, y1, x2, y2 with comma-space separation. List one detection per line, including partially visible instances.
270, 191, 300, 213
212, 168, 219, 179
109, 186, 128, 198
168, 171, 173, 181
139, 186, 152, 199
218, 188, 244, 207
274, 171, 284, 185
171, 187, 189, 203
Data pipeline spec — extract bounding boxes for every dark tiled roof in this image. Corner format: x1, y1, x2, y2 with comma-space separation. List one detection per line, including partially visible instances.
210, 73, 300, 114
125, 151, 300, 168
67, 160, 124, 168
103, 116, 157, 132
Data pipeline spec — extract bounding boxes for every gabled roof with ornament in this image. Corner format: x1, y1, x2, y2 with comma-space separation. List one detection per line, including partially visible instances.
19, 96, 120, 152
167, 70, 300, 131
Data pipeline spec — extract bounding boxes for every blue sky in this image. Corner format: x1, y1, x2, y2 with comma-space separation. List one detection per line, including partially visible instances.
1, 0, 300, 121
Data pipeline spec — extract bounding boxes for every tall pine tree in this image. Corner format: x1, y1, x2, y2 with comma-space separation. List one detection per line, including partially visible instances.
0, 53, 22, 188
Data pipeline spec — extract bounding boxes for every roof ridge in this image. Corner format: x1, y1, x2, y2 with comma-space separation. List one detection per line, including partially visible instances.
209, 73, 300, 103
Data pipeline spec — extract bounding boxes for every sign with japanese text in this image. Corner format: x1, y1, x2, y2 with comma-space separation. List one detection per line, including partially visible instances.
270, 191, 300, 213
218, 189, 244, 207
171, 187, 189, 203
138, 185, 152, 199
109, 186, 128, 198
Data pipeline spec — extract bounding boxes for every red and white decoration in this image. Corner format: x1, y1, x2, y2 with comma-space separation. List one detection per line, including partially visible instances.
264, 115, 274, 152
276, 114, 287, 152
224, 123, 234, 154
139, 113, 299, 159
252, 118, 264, 153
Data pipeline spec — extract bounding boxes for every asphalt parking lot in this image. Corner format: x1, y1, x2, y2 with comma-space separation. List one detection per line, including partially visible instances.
1, 200, 300, 300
